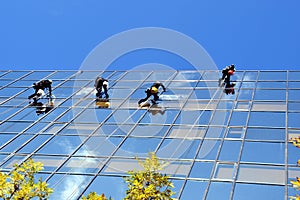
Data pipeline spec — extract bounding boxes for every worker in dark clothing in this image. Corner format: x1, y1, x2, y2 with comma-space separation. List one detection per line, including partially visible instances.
28, 79, 52, 104
223, 83, 235, 95
94, 77, 109, 99
219, 64, 236, 86
35, 101, 54, 115
138, 82, 166, 105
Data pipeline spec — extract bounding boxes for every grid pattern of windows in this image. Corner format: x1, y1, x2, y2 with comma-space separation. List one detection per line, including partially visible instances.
0, 70, 299, 199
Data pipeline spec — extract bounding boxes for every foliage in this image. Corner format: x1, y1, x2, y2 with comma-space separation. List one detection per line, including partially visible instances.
0, 158, 53, 200
289, 137, 300, 148
123, 152, 176, 200
81, 192, 112, 200
289, 138, 300, 200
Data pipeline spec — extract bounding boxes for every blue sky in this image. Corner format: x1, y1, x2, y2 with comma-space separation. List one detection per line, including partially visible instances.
0, 1, 299, 71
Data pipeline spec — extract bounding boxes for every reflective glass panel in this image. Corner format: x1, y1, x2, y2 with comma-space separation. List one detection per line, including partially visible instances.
289, 89, 300, 101
197, 140, 221, 160
218, 140, 242, 162
233, 183, 284, 200
254, 89, 286, 101
241, 141, 285, 164
258, 71, 286, 80
189, 161, 214, 179
245, 128, 285, 141
48, 174, 94, 200
37, 135, 84, 155
248, 112, 285, 127
180, 180, 207, 200
206, 181, 232, 200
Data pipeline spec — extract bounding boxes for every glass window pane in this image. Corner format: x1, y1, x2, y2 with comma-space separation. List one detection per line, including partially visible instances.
0, 133, 15, 148
237, 89, 253, 100
47, 71, 76, 79
258, 71, 286, 80
213, 163, 235, 180
173, 71, 202, 80
248, 112, 285, 127
241, 141, 285, 164
48, 174, 94, 200
1, 71, 29, 79
289, 71, 300, 81
288, 81, 300, 88
83, 176, 127, 200
206, 182, 232, 200
229, 111, 248, 126
140, 110, 179, 124
180, 180, 207, 200
0, 135, 33, 153
289, 89, 300, 101
233, 183, 284, 200
58, 157, 106, 174
205, 127, 226, 139
21, 71, 52, 80
0, 107, 20, 120
210, 111, 230, 126
0, 121, 32, 133
243, 71, 258, 81
75, 136, 122, 157
115, 137, 161, 156
18, 135, 51, 153
0, 87, 26, 97
288, 143, 299, 165
245, 128, 285, 141
189, 161, 214, 179
218, 140, 242, 162
146, 70, 176, 81
288, 102, 300, 111
131, 124, 168, 137
237, 164, 285, 184
256, 81, 286, 89
197, 140, 221, 160
226, 127, 245, 139
240, 81, 256, 89
119, 71, 151, 80
157, 139, 200, 159
252, 101, 286, 112
254, 89, 286, 101
37, 135, 84, 155
30, 155, 67, 171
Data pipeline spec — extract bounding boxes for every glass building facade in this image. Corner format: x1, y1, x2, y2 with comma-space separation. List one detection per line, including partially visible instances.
0, 70, 299, 199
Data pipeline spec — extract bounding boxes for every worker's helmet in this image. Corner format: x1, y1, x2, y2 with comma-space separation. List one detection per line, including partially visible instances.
228, 70, 234, 75
48, 79, 53, 84
150, 87, 158, 94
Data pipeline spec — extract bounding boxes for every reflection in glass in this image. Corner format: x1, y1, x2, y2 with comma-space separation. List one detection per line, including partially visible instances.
48, 174, 93, 200
254, 89, 286, 101
245, 128, 285, 141
115, 137, 161, 156
237, 164, 285, 184
248, 112, 285, 127
229, 111, 248, 126
189, 161, 213, 179
289, 89, 300, 101
258, 71, 286, 80
256, 81, 286, 89
218, 140, 242, 162
206, 181, 232, 200
197, 140, 221, 160
83, 176, 127, 200
241, 141, 285, 164
58, 157, 106, 174
37, 135, 84, 155
234, 183, 284, 200
180, 180, 207, 200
